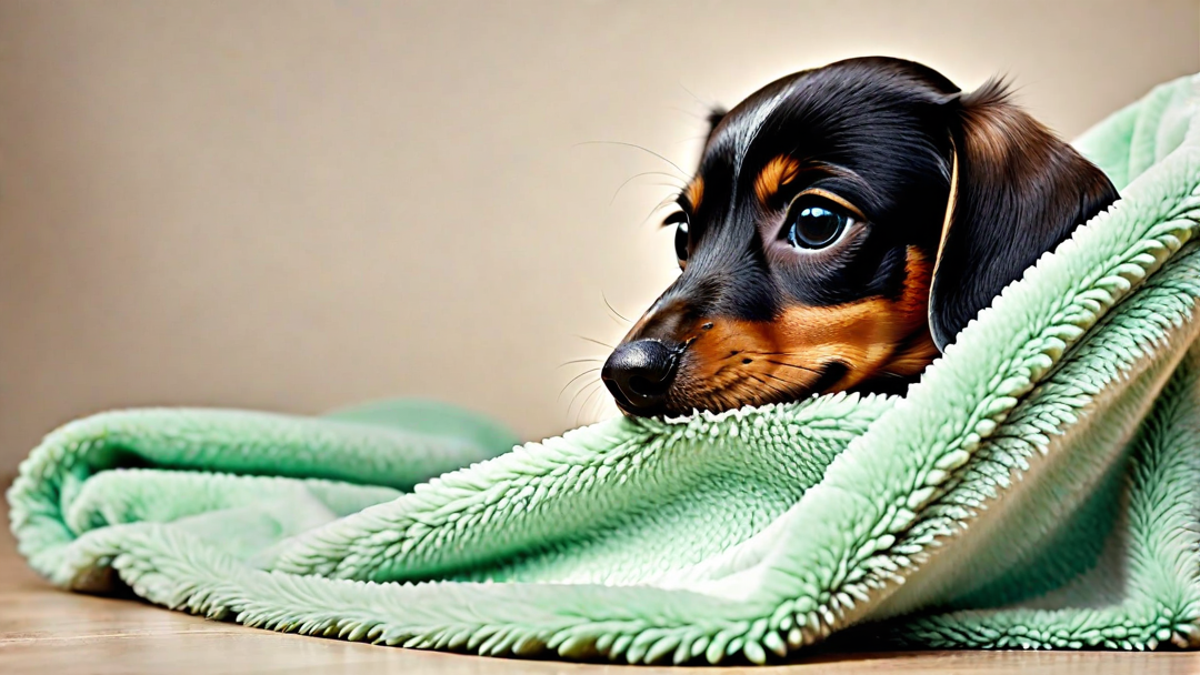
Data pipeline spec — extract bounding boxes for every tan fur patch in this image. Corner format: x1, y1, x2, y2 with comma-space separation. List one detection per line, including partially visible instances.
684, 177, 704, 210
675, 247, 936, 410
754, 155, 802, 204
794, 187, 867, 221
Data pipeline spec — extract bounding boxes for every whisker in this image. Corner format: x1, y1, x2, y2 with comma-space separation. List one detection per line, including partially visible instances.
576, 335, 616, 350
678, 81, 719, 112
642, 192, 687, 228
701, 363, 809, 412
744, 372, 791, 399
665, 106, 709, 123
558, 367, 601, 400
761, 371, 806, 389
601, 292, 633, 324
558, 357, 604, 369
702, 376, 757, 409
734, 350, 824, 374
585, 386, 613, 423
574, 382, 606, 426
574, 140, 688, 178
764, 359, 821, 374
705, 342, 822, 375
567, 379, 602, 420
610, 171, 687, 206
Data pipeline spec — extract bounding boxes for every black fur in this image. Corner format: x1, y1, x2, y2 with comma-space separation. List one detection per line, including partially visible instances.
667, 58, 959, 316
605, 57, 1119, 416
665, 56, 1116, 345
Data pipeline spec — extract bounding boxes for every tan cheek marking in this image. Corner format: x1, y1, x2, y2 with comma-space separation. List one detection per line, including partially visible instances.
685, 177, 704, 210
754, 155, 801, 204
679, 246, 938, 406
898, 245, 933, 316
886, 247, 939, 377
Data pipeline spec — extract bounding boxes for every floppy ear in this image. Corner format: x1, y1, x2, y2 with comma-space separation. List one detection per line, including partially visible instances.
928, 81, 1119, 350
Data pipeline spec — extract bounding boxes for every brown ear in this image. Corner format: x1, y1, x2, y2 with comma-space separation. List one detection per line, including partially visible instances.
928, 81, 1119, 350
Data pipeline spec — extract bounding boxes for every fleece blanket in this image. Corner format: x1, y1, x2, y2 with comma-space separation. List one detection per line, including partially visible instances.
10, 74, 1200, 665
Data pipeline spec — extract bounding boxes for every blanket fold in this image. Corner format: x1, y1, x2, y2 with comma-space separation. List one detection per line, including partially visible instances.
10, 74, 1200, 664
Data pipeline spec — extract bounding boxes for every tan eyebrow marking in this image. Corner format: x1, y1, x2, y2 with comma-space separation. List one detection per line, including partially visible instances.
793, 187, 867, 221
754, 155, 802, 203
684, 177, 704, 210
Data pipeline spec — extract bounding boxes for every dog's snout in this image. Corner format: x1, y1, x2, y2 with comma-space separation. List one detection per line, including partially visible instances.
601, 340, 679, 414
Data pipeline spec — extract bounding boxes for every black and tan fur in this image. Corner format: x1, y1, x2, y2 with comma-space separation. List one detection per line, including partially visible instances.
602, 57, 1118, 418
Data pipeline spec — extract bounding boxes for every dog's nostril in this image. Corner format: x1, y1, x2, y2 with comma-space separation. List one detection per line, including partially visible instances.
627, 375, 669, 398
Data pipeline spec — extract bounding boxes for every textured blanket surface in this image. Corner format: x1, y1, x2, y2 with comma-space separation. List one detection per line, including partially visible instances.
10, 74, 1200, 665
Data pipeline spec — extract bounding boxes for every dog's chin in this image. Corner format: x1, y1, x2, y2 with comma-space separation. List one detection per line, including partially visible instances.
612, 400, 673, 420
612, 391, 800, 420
611, 362, 861, 420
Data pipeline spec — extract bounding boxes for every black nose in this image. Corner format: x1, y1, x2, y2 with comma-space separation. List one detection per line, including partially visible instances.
601, 340, 679, 414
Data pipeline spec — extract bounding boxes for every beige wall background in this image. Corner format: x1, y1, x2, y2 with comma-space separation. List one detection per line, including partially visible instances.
1, 0, 1197, 470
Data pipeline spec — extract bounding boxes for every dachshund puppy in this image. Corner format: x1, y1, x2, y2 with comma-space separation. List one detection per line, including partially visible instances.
602, 57, 1118, 417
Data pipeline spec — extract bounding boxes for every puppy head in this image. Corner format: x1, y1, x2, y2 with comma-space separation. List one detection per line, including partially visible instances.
602, 57, 1117, 417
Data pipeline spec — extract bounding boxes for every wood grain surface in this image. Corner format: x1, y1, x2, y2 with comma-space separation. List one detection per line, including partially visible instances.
2, 506, 1198, 674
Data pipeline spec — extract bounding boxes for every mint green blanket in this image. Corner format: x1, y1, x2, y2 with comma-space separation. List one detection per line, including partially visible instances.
10, 75, 1200, 665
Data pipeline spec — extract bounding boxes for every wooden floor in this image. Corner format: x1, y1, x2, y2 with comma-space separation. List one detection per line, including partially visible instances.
2, 523, 1199, 674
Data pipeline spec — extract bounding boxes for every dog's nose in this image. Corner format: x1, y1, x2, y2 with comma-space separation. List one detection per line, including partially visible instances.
602, 340, 679, 414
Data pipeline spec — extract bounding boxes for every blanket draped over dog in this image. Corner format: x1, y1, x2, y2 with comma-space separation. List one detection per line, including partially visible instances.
10, 75, 1200, 665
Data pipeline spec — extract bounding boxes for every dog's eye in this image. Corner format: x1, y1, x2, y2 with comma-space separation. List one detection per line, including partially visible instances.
664, 211, 690, 264
785, 197, 852, 249
674, 222, 689, 263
